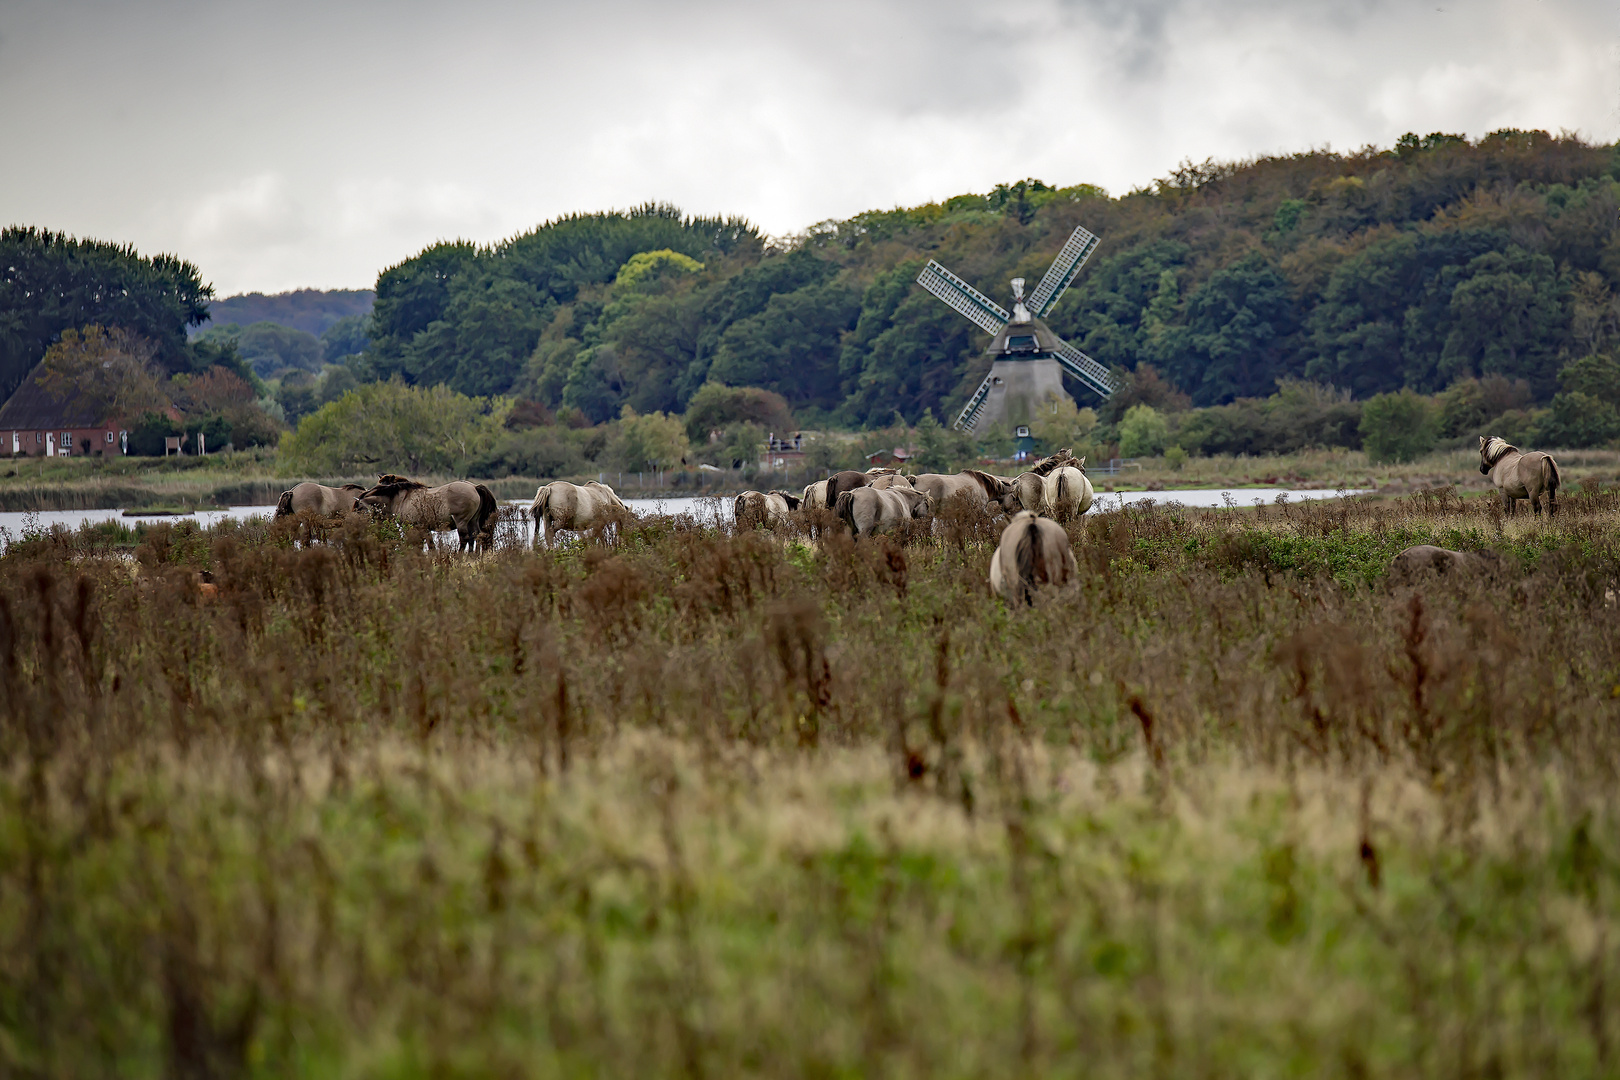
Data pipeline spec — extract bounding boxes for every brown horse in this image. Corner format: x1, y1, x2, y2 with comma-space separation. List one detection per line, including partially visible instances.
359, 476, 500, 551
1479, 436, 1561, 516
989, 510, 1078, 605
1389, 544, 1505, 584
826, 470, 872, 504
274, 482, 367, 518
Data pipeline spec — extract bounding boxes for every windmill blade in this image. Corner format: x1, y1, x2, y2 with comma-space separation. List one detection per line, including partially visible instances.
953, 370, 996, 432
916, 260, 1010, 337
1028, 225, 1100, 317
1051, 337, 1117, 400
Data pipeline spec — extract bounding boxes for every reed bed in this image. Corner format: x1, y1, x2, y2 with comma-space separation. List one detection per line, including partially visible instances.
2, 489, 1618, 1078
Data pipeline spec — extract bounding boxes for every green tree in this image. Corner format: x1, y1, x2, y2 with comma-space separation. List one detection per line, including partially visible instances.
195, 321, 321, 377
1359, 390, 1438, 463
0, 226, 212, 396
1534, 353, 1620, 447
1157, 254, 1300, 404
1118, 403, 1169, 457
320, 314, 371, 362
1030, 392, 1098, 455
681, 383, 795, 444
609, 406, 690, 472
278, 380, 509, 474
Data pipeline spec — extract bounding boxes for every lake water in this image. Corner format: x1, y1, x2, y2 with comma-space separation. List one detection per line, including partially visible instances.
0, 487, 1369, 548
617, 487, 1369, 524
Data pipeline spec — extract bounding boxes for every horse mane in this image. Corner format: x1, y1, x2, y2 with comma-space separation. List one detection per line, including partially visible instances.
1031, 449, 1078, 477
366, 476, 428, 499
771, 490, 802, 511
962, 469, 1007, 498
1481, 437, 1517, 466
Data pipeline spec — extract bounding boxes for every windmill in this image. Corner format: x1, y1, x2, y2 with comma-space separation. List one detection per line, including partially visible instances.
915, 224, 1116, 432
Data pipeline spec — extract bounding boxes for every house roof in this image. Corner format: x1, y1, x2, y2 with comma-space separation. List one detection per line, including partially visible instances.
0, 363, 108, 430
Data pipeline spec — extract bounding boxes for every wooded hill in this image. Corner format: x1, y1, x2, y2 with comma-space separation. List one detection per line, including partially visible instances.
364, 130, 1620, 430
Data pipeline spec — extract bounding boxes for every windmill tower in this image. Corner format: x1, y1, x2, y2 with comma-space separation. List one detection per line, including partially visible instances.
916, 224, 1116, 432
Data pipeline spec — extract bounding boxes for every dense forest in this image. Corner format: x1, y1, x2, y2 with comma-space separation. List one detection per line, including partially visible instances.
362, 130, 1620, 437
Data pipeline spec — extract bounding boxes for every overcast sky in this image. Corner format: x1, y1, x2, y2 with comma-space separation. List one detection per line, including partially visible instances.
2, 0, 1616, 296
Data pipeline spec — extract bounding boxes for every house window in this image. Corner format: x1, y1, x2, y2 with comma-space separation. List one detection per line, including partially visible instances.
105, 431, 114, 443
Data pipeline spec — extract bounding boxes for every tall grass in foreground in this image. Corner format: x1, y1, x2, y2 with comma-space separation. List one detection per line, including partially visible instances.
1, 490, 1619, 1077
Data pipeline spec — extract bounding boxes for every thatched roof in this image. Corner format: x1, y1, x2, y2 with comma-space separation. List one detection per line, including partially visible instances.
0, 363, 107, 430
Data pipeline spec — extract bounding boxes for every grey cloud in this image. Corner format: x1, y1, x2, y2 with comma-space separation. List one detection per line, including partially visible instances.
0, 0, 1613, 292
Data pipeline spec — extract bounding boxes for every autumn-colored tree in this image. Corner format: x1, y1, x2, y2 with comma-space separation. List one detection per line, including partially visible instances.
37, 325, 172, 419
181, 366, 257, 412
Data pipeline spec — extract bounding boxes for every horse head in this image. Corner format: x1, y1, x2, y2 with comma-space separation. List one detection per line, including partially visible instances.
1479, 436, 1514, 475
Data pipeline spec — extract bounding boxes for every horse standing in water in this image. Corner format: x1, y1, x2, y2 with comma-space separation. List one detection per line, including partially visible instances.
359, 476, 500, 551
275, 482, 368, 518
531, 480, 628, 548
1479, 436, 1561, 516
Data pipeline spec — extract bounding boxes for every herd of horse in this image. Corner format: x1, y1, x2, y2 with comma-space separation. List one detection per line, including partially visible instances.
271, 436, 1568, 606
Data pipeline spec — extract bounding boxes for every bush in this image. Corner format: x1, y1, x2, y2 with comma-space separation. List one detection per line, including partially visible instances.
1118, 403, 1169, 457
682, 383, 794, 444
278, 379, 509, 474
469, 426, 599, 478
1359, 389, 1438, 463
127, 411, 184, 456
1173, 381, 1361, 457
1533, 391, 1620, 448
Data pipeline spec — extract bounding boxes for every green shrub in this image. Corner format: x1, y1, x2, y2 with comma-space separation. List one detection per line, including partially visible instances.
1118, 403, 1169, 457
278, 379, 509, 474
1359, 389, 1438, 463
1534, 391, 1620, 448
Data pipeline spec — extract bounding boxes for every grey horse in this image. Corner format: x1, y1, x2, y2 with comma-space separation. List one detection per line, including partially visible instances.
274, 481, 368, 518
1479, 436, 1561, 516
359, 475, 500, 551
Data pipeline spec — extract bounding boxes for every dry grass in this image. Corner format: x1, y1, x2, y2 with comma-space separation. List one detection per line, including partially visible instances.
1, 489, 1618, 1077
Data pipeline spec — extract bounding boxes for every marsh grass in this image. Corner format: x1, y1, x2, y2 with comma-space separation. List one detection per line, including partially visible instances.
2, 490, 1619, 1077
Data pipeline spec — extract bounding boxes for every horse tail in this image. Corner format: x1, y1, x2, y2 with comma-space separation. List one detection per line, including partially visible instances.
1014, 517, 1042, 605
533, 485, 551, 523
473, 484, 499, 548
733, 493, 750, 528
1543, 454, 1561, 495
274, 489, 295, 518
836, 490, 857, 536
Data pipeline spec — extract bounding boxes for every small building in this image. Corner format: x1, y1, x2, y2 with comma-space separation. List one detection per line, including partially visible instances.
863, 446, 916, 468
761, 431, 805, 471
0, 364, 126, 457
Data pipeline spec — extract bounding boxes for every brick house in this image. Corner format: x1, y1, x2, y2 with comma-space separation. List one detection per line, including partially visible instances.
0, 363, 127, 457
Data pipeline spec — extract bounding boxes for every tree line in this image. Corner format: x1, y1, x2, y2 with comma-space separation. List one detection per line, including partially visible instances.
7, 129, 1620, 468
358, 131, 1620, 447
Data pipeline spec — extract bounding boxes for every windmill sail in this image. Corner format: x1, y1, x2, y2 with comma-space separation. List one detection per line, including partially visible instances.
954, 370, 997, 432
916, 261, 1010, 336
1051, 338, 1116, 399
1028, 225, 1099, 317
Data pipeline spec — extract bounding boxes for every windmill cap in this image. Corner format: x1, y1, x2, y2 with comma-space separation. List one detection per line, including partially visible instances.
985, 315, 1063, 357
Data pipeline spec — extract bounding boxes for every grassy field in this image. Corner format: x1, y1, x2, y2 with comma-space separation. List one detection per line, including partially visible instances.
2, 488, 1618, 1078
2, 445, 1616, 510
